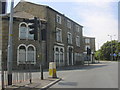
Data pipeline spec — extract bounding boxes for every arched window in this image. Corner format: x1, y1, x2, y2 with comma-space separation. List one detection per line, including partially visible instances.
60, 48, 64, 66
27, 45, 36, 64
17, 44, 26, 64
19, 22, 28, 39
55, 47, 59, 66
54, 46, 64, 67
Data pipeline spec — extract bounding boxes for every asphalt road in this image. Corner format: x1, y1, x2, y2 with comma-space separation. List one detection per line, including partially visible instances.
50, 61, 118, 88
0, 61, 118, 89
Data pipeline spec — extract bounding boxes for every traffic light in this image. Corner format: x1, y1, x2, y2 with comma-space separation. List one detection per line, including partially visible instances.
28, 17, 39, 40
87, 47, 91, 55
89, 48, 91, 55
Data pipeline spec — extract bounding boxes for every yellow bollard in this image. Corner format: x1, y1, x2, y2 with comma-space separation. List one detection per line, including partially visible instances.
49, 62, 57, 78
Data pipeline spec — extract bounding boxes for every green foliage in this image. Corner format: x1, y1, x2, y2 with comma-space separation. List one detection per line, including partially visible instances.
95, 40, 120, 60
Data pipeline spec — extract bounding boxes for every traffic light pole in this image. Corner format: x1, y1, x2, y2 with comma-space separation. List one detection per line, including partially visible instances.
38, 19, 44, 80
7, 0, 14, 85
88, 55, 90, 66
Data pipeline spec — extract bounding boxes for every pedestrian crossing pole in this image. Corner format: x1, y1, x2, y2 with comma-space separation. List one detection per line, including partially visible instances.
7, 0, 14, 85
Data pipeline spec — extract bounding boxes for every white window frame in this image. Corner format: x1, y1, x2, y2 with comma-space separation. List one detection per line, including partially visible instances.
19, 22, 28, 40
17, 44, 36, 65
76, 36, 80, 47
54, 46, 64, 67
54, 47, 59, 66
19, 22, 34, 40
56, 14, 61, 24
67, 32, 72, 44
59, 48, 64, 66
67, 20, 71, 29
67, 46, 74, 65
85, 38, 90, 44
17, 44, 27, 65
27, 44, 36, 64
56, 28, 62, 42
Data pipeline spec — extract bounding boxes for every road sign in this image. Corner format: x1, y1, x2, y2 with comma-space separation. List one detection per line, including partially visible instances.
119, 52, 120, 56
113, 53, 117, 57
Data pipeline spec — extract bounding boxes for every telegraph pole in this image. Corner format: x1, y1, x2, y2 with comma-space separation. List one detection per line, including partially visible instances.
7, 0, 14, 85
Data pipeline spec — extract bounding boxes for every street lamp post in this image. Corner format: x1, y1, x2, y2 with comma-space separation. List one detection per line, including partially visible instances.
98, 43, 100, 63
108, 35, 113, 61
108, 35, 116, 61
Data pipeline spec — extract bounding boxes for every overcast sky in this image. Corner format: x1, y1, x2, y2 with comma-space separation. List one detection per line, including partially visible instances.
7, 0, 119, 50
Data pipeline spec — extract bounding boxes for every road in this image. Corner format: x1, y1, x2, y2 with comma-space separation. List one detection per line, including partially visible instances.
0, 61, 118, 89
50, 61, 118, 88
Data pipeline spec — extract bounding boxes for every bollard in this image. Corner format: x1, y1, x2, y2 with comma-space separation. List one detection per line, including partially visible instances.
49, 62, 57, 78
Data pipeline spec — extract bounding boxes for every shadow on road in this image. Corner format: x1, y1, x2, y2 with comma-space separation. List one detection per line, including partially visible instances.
58, 82, 78, 86
56, 62, 108, 72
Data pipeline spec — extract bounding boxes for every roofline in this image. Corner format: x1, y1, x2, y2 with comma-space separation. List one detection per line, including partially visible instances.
14, 0, 47, 10
15, 1, 83, 27
46, 6, 83, 27
83, 36, 95, 39
1, 11, 47, 23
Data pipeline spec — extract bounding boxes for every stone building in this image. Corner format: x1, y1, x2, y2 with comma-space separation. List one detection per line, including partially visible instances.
14, 1, 85, 67
83, 36, 96, 63
1, 11, 46, 70
1, 1, 95, 70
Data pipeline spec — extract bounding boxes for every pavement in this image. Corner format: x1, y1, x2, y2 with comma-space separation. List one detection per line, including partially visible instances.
4, 77, 61, 90
1, 61, 108, 89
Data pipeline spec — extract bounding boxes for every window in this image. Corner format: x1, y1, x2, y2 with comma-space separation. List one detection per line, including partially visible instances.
85, 38, 90, 44
60, 48, 64, 66
19, 22, 28, 39
54, 46, 64, 67
56, 14, 61, 24
19, 22, 34, 40
67, 32, 72, 44
75, 53, 80, 62
55, 47, 59, 66
27, 45, 36, 64
76, 25, 79, 32
17, 44, 36, 65
67, 20, 71, 29
76, 36, 80, 46
85, 45, 90, 51
56, 28, 62, 42
17, 45, 26, 64
27, 46, 34, 63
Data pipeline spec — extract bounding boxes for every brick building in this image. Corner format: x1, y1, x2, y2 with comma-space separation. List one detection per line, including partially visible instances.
1, 11, 45, 70
83, 36, 96, 63
1, 1, 95, 70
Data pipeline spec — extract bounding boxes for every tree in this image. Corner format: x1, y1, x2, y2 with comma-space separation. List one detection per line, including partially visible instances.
95, 40, 120, 60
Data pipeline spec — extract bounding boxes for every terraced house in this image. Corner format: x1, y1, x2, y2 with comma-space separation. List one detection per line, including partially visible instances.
1, 1, 95, 70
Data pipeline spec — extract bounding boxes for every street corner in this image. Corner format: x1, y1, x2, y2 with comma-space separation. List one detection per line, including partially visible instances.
41, 77, 62, 89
